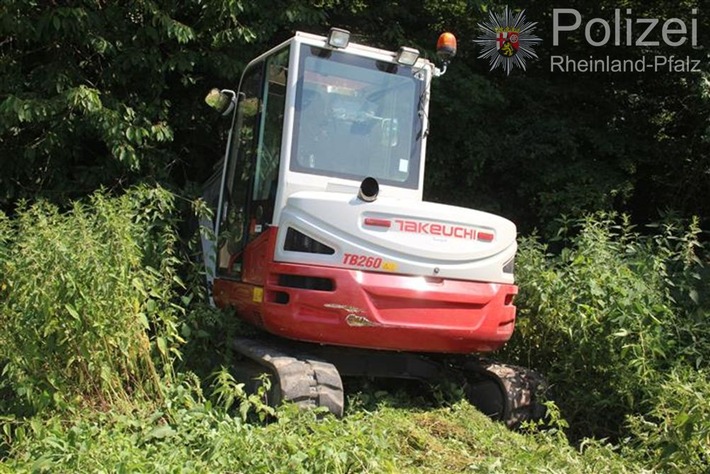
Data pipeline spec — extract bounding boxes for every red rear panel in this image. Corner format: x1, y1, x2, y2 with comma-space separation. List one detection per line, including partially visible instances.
213, 227, 518, 354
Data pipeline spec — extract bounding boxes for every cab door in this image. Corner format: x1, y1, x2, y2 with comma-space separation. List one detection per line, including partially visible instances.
216, 47, 289, 280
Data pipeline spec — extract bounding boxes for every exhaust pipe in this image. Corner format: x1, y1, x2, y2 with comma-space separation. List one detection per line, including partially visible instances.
357, 177, 379, 202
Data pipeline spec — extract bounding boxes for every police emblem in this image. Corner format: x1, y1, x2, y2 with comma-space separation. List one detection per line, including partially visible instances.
474, 7, 541, 75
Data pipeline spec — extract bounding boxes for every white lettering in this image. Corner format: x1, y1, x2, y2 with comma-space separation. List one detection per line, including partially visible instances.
585, 18, 611, 46
654, 55, 669, 70
552, 8, 698, 48
550, 54, 703, 74
550, 55, 564, 71
662, 19, 687, 46
553, 8, 582, 46
635, 18, 660, 46
626, 9, 633, 46
691, 9, 698, 46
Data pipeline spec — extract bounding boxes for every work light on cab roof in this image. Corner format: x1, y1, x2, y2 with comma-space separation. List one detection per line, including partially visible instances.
327, 27, 350, 48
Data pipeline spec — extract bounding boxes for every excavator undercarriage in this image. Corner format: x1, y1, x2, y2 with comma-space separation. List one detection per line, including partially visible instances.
230, 335, 546, 428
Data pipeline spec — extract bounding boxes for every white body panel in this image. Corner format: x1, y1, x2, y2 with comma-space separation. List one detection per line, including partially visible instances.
275, 192, 516, 284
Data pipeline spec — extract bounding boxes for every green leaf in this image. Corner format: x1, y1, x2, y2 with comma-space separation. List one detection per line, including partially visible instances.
145, 424, 175, 440
64, 303, 80, 321
156, 336, 168, 356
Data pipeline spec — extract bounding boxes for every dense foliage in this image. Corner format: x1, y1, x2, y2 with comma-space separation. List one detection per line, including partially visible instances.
0, 0, 332, 207
426, 1, 710, 232
0, 187, 183, 413
0, 0, 708, 472
1, 1, 708, 232
0, 395, 641, 473
506, 213, 709, 471
0, 190, 706, 472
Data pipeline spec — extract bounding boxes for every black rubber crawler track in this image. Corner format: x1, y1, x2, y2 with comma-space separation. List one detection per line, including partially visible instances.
230, 337, 345, 417
465, 360, 548, 429
230, 336, 546, 427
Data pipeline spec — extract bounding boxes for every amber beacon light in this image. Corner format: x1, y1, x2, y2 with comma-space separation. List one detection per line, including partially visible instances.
437, 32, 457, 62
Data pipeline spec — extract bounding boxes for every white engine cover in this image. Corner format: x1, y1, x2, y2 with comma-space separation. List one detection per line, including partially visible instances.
275, 191, 516, 284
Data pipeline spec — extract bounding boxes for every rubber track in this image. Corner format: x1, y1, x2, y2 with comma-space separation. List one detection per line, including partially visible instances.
478, 362, 548, 429
230, 337, 344, 417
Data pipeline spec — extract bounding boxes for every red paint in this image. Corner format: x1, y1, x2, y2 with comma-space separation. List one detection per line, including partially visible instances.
213, 226, 517, 354
363, 217, 392, 228
342, 253, 383, 269
242, 228, 277, 285
477, 231, 495, 242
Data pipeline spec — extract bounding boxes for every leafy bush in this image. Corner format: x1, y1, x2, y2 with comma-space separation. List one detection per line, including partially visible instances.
626, 368, 710, 472
173, 195, 253, 382
504, 213, 708, 471
0, 186, 184, 413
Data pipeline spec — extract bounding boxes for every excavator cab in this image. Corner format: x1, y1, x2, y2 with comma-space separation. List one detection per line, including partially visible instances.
201, 29, 545, 425
208, 31, 427, 282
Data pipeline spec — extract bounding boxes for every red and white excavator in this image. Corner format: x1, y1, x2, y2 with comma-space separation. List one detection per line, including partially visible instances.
201, 28, 544, 426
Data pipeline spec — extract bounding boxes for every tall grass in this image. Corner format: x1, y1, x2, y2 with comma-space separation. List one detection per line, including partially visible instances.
0, 186, 184, 413
1, 193, 707, 472
505, 212, 709, 472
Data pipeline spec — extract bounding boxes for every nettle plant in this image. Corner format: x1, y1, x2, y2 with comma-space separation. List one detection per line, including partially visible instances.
0, 186, 184, 413
505, 212, 708, 442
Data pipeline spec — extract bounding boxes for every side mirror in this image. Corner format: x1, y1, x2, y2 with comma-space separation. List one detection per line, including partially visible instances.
205, 88, 237, 116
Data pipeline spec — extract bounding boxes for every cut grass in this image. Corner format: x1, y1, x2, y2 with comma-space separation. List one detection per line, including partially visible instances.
1, 399, 641, 473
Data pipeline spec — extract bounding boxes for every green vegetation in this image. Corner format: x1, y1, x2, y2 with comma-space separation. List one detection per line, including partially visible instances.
0, 1, 708, 472
0, 192, 706, 472
0, 187, 182, 414
0, 398, 642, 473
507, 213, 709, 471
1, 1, 708, 233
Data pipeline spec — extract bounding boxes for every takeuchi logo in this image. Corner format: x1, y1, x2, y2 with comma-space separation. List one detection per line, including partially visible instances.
474, 6, 542, 75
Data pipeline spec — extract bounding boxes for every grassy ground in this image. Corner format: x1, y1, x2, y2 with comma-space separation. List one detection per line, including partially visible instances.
1, 395, 641, 474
